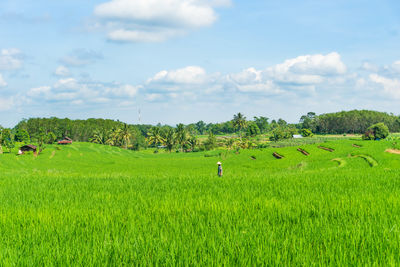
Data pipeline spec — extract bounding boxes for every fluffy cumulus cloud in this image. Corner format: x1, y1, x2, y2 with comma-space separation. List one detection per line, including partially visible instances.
266, 52, 346, 85
229, 52, 347, 94
148, 66, 208, 85
0, 48, 23, 71
228, 68, 281, 94
144, 66, 224, 102
93, 0, 231, 42
0, 74, 7, 87
142, 52, 349, 101
28, 77, 140, 105
369, 74, 400, 99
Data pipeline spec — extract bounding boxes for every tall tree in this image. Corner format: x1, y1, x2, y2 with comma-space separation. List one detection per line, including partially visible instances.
147, 127, 164, 147
120, 123, 132, 150
90, 130, 107, 145
253, 116, 269, 133
232, 113, 247, 138
162, 128, 176, 153
195, 121, 206, 135
175, 123, 187, 152
1, 129, 14, 153
187, 135, 198, 151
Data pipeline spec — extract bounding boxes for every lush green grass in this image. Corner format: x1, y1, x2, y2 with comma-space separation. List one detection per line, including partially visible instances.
1, 140, 400, 265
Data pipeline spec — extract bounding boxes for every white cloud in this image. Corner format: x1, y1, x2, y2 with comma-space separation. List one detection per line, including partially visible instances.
229, 68, 262, 84
0, 74, 7, 87
141, 53, 349, 103
55, 66, 70, 77
369, 74, 400, 99
107, 28, 183, 43
266, 52, 346, 85
28, 78, 139, 104
0, 48, 23, 71
54, 78, 80, 91
148, 66, 208, 85
93, 0, 230, 42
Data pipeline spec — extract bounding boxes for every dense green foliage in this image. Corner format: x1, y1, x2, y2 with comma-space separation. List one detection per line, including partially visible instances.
0, 139, 400, 264
363, 122, 390, 140
305, 110, 400, 134
14, 117, 151, 145
7, 110, 400, 153
300, 128, 313, 137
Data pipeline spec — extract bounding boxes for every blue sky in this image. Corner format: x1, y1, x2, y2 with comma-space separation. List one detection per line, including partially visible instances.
1, 0, 400, 127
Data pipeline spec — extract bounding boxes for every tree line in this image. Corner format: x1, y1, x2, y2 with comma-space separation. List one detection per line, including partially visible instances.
1, 110, 399, 153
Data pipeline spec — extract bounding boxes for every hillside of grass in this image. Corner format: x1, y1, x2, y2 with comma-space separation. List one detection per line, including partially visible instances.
0, 140, 400, 265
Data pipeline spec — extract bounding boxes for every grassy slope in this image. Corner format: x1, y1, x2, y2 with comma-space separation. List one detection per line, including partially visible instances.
0, 140, 400, 265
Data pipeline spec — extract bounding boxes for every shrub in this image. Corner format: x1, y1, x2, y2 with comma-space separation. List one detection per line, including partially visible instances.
363, 123, 389, 140
300, 128, 313, 137
246, 123, 260, 137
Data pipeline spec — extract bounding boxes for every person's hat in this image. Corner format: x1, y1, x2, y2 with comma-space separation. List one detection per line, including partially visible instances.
217, 162, 222, 165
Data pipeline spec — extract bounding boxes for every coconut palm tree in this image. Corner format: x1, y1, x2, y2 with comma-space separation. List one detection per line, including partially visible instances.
187, 135, 198, 151
147, 127, 164, 147
106, 128, 122, 146
162, 128, 176, 153
175, 123, 187, 152
119, 123, 132, 150
232, 112, 247, 139
90, 129, 107, 145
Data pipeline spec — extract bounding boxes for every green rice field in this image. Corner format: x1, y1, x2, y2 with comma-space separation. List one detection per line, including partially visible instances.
1, 139, 400, 265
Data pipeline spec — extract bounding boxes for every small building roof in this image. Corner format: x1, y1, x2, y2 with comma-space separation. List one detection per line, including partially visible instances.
58, 140, 72, 144
293, 135, 303, 139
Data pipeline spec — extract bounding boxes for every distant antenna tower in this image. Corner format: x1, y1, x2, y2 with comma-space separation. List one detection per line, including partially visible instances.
138, 109, 141, 124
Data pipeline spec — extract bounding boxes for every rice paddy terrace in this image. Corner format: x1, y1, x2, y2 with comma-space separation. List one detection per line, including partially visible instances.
1, 139, 400, 265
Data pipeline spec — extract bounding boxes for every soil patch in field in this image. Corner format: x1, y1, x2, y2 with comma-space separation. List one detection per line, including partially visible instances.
318, 146, 335, 152
352, 144, 362, 148
385, 149, 400, 155
273, 152, 284, 159
297, 148, 309, 156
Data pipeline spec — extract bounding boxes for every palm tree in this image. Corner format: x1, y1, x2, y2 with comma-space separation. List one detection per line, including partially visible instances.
90, 129, 107, 144
106, 128, 122, 146
175, 124, 187, 152
119, 123, 132, 150
232, 112, 247, 139
187, 135, 198, 151
162, 128, 176, 153
147, 127, 164, 147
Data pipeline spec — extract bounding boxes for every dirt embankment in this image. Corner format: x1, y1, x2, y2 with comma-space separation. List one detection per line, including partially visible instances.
318, 146, 335, 152
297, 148, 309, 156
385, 149, 400, 155
273, 152, 284, 159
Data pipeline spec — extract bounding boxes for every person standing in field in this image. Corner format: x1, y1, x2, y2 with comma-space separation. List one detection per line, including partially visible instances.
217, 162, 223, 177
